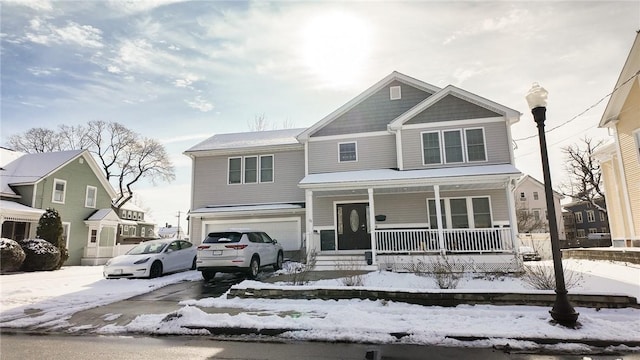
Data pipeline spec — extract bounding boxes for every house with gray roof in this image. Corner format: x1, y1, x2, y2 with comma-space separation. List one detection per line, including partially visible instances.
1, 149, 121, 265
184, 71, 524, 271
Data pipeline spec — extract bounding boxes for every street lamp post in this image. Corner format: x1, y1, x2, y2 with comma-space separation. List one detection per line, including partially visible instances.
525, 83, 579, 327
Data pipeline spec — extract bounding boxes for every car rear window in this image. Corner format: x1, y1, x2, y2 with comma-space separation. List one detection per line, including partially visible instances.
203, 232, 242, 243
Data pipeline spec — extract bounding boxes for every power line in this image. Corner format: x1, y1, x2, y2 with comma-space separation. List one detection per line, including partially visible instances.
514, 69, 640, 142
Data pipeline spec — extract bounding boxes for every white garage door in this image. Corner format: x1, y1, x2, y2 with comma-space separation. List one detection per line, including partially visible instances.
204, 218, 301, 251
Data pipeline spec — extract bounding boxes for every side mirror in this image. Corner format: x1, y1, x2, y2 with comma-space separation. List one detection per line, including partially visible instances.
272, 239, 278, 244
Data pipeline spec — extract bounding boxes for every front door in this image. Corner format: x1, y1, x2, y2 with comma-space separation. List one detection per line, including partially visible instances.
337, 203, 371, 250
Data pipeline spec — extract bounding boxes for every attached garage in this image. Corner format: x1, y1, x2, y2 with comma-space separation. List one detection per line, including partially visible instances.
203, 217, 302, 252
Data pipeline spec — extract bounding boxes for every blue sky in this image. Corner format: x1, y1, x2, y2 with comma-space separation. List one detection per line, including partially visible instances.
1, 0, 639, 229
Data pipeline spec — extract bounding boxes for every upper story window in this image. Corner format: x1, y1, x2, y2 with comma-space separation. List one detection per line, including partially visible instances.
121, 210, 126, 218
338, 142, 357, 162
519, 192, 526, 201
390, 86, 401, 100
85, 186, 97, 208
465, 128, 487, 162
575, 212, 583, 223
599, 212, 605, 221
533, 191, 539, 200
586, 210, 595, 222
421, 128, 487, 166
228, 155, 274, 184
52, 178, 67, 204
127, 211, 132, 219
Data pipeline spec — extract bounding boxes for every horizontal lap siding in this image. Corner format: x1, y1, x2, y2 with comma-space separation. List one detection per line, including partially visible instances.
402, 121, 511, 170
617, 80, 640, 236
405, 94, 502, 124
191, 150, 305, 209
308, 134, 396, 174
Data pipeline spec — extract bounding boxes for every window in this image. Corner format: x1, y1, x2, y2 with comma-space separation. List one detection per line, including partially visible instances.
588, 228, 597, 234
601, 227, 608, 233
244, 156, 258, 183
120, 225, 124, 235
533, 209, 541, 221
260, 155, 273, 182
422, 132, 441, 164
62, 222, 70, 248
127, 211, 132, 219
131, 226, 136, 236
443, 130, 463, 163
519, 192, 526, 201
52, 179, 66, 204
533, 192, 539, 200
427, 197, 492, 229
472, 198, 491, 228
586, 210, 595, 223
90, 229, 97, 243
390, 85, 401, 100
121, 210, 126, 218
577, 229, 585, 238
85, 186, 97, 208
465, 128, 487, 162
141, 227, 145, 237
599, 212, 606, 221
450, 198, 469, 228
228, 157, 242, 184
338, 142, 357, 162
427, 199, 447, 229
575, 212, 583, 223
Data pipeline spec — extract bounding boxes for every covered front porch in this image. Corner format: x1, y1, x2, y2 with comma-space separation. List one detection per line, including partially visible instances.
299, 165, 522, 272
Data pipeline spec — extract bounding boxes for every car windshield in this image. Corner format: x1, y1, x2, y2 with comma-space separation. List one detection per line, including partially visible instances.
203, 232, 242, 244
127, 241, 167, 255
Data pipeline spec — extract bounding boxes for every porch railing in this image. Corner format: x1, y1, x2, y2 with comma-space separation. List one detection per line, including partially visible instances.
376, 228, 513, 254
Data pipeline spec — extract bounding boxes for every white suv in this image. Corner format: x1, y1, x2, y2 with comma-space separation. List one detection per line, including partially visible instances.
196, 230, 284, 281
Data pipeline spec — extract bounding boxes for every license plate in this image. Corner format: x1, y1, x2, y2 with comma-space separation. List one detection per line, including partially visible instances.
212, 250, 222, 255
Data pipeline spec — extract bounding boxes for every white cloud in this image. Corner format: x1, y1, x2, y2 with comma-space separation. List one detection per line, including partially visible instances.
174, 74, 199, 88
27, 66, 60, 76
443, 8, 529, 45
185, 96, 213, 112
107, 65, 122, 74
25, 18, 104, 48
3, 0, 53, 11
106, 0, 185, 14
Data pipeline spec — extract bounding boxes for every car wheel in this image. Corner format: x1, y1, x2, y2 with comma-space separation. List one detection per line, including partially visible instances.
191, 257, 197, 270
149, 261, 163, 278
201, 270, 216, 281
248, 256, 260, 279
273, 251, 283, 271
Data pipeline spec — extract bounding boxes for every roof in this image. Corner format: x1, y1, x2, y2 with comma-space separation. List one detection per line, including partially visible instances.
0, 200, 46, 222
514, 174, 563, 198
600, 31, 640, 127
297, 71, 441, 140
0, 148, 24, 167
0, 149, 117, 199
184, 128, 305, 154
86, 208, 119, 222
299, 164, 521, 189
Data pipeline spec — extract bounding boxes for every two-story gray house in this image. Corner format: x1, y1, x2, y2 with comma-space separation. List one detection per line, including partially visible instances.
185, 72, 523, 271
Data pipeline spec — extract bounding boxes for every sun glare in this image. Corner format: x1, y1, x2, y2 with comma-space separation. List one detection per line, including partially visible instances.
300, 11, 372, 89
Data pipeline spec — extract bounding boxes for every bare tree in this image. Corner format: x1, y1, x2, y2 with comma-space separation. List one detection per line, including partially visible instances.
5, 121, 175, 210
248, 113, 270, 131
516, 201, 547, 233
560, 137, 606, 212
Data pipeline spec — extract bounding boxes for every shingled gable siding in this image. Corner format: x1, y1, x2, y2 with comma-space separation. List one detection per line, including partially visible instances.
401, 121, 511, 170
308, 134, 396, 174
311, 80, 433, 137
191, 149, 305, 209
405, 94, 502, 125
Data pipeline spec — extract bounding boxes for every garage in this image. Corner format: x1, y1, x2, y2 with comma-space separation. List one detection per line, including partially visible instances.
203, 217, 302, 251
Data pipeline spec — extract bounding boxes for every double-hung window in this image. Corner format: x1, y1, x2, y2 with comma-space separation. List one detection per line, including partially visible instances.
52, 179, 66, 204
228, 155, 274, 184
427, 196, 492, 229
338, 142, 357, 162
586, 210, 595, 222
575, 212, 583, 223
422, 132, 441, 164
427, 199, 447, 229
85, 186, 97, 208
465, 128, 487, 162
443, 130, 463, 163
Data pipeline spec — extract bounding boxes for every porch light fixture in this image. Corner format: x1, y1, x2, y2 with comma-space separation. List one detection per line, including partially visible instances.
526, 83, 579, 327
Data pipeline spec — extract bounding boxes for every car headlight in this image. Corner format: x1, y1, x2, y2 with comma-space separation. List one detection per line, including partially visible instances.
134, 257, 150, 265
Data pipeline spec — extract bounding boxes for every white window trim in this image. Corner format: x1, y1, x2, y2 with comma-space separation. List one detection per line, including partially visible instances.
442, 129, 464, 164
259, 154, 274, 183
426, 196, 493, 229
464, 127, 488, 163
228, 157, 243, 185
52, 178, 67, 204
421, 130, 443, 165
338, 141, 358, 163
586, 210, 595, 223
575, 212, 583, 223
85, 185, 97, 208
390, 85, 401, 100
62, 222, 71, 248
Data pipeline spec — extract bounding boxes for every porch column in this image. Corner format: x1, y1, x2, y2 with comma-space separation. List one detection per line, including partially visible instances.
368, 188, 377, 265
434, 185, 445, 255
305, 189, 314, 259
506, 179, 519, 251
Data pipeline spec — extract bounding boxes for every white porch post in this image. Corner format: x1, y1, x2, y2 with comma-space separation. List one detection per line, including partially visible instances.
506, 179, 519, 251
434, 185, 445, 255
305, 189, 314, 258
368, 188, 377, 265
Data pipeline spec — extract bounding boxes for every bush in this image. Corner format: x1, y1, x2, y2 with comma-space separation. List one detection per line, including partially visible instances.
521, 263, 583, 290
0, 238, 26, 273
37, 208, 67, 269
19, 238, 60, 272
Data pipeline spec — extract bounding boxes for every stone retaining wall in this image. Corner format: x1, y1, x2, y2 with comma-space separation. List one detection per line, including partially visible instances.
563, 249, 640, 264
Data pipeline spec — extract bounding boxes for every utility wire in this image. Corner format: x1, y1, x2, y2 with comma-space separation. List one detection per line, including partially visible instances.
514, 69, 640, 142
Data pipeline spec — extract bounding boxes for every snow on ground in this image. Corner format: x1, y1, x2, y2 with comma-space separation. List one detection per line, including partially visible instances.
0, 259, 639, 350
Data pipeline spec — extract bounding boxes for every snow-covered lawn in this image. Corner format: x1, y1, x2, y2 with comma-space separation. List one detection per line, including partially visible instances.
1, 259, 639, 352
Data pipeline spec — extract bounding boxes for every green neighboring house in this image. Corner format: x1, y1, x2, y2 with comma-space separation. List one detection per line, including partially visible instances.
1, 149, 120, 265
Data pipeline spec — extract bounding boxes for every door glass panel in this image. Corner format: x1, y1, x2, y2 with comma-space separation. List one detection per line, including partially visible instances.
450, 199, 469, 228
349, 209, 359, 232
337, 206, 343, 235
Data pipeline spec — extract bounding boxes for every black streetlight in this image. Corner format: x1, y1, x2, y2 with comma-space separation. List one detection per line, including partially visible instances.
525, 83, 579, 327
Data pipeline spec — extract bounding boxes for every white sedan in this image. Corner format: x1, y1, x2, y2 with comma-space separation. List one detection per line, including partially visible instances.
104, 239, 197, 279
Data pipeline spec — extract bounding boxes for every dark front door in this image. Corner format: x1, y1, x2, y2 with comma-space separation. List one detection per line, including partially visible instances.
337, 203, 371, 250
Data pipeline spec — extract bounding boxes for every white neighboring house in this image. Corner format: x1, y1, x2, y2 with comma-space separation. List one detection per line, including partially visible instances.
513, 175, 565, 237
158, 224, 185, 239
